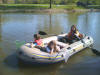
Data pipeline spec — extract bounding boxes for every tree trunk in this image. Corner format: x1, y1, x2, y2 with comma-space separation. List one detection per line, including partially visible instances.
2, 0, 7, 3
50, 0, 52, 8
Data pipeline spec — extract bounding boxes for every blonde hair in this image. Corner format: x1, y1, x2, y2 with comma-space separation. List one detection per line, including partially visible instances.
48, 40, 58, 52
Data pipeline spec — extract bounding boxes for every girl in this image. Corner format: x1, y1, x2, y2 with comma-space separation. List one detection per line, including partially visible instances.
46, 40, 60, 54
34, 34, 43, 46
60, 25, 83, 44
31, 34, 43, 48
67, 25, 83, 41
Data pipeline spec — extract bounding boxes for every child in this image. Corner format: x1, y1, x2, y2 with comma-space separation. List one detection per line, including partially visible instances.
33, 34, 43, 46
31, 34, 43, 48
67, 25, 83, 40
46, 40, 60, 54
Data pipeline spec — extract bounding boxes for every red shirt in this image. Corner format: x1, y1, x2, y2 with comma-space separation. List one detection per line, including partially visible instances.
35, 39, 43, 46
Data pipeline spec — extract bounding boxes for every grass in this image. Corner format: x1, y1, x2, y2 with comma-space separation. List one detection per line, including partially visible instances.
0, 4, 85, 10
0, 4, 99, 10
52, 5, 85, 10
87, 5, 100, 9
0, 4, 49, 10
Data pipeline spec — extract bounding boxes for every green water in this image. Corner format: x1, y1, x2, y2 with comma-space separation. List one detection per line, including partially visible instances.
0, 12, 100, 75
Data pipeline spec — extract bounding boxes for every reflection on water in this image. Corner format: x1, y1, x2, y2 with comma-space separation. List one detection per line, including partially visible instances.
0, 12, 100, 75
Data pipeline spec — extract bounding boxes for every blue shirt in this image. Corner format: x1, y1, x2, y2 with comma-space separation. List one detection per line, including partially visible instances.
46, 47, 51, 53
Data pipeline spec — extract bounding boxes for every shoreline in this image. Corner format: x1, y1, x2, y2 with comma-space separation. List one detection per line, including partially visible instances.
0, 9, 100, 13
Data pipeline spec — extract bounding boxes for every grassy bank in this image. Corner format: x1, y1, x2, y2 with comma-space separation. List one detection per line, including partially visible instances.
0, 4, 85, 10
0, 4, 100, 13
87, 5, 100, 9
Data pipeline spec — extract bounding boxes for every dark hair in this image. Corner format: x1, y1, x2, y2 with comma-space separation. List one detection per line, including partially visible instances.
34, 34, 41, 40
71, 25, 77, 32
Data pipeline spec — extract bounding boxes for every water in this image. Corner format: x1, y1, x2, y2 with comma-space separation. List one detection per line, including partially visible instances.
0, 12, 100, 75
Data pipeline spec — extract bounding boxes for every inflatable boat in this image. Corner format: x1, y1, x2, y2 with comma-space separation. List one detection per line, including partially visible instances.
16, 33, 93, 64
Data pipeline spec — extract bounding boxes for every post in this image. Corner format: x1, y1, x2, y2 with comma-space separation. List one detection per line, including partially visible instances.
50, 0, 52, 8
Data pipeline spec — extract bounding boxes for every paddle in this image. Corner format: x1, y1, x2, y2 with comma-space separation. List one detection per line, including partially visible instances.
90, 47, 100, 56
38, 31, 57, 36
38, 31, 47, 35
75, 35, 100, 56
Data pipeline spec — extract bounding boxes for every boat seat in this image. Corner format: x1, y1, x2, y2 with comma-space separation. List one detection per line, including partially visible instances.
42, 36, 58, 44
56, 41, 69, 47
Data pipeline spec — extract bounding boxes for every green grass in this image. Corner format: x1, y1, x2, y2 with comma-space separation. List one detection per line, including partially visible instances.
0, 4, 99, 10
0, 4, 49, 10
87, 5, 100, 9
52, 5, 85, 10
0, 4, 85, 10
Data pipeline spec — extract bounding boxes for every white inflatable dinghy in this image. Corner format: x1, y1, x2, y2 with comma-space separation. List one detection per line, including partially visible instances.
16, 33, 93, 64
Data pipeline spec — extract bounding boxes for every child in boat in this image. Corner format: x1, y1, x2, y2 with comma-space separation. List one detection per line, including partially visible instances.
59, 25, 83, 43
31, 34, 43, 48
46, 40, 60, 54
68, 25, 83, 40
67, 25, 83, 43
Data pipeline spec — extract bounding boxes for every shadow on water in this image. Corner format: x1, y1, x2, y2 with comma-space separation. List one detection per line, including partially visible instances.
4, 52, 63, 67
3, 52, 19, 68
3, 51, 65, 74
3, 52, 68, 75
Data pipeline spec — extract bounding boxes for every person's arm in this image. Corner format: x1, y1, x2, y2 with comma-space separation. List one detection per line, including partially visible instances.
56, 46, 61, 52
46, 47, 50, 52
50, 49, 54, 54
75, 31, 81, 40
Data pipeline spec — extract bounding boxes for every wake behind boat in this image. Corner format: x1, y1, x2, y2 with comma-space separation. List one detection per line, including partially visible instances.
16, 33, 93, 64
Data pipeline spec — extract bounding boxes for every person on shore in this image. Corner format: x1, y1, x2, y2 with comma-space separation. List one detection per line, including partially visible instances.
46, 40, 60, 54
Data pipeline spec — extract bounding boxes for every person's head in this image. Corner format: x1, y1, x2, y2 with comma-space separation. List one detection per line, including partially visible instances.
71, 25, 77, 32
48, 40, 56, 50
34, 34, 41, 40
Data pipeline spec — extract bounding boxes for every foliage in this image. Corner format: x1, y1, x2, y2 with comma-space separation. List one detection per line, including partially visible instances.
0, 0, 100, 9
0, 0, 99, 5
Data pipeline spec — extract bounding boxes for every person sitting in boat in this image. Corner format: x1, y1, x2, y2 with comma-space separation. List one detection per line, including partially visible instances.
31, 34, 44, 48
46, 40, 60, 54
66, 25, 83, 43
59, 25, 83, 43
67, 25, 83, 41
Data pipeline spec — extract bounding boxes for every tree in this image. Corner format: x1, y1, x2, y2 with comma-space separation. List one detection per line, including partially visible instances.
50, 0, 52, 8
2, 0, 7, 3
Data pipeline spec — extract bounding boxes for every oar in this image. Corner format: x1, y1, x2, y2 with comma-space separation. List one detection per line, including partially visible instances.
90, 47, 100, 56
38, 31, 57, 36
75, 35, 100, 56
38, 31, 47, 35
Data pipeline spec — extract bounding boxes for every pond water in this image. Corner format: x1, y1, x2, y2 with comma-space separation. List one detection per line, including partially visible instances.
0, 11, 100, 75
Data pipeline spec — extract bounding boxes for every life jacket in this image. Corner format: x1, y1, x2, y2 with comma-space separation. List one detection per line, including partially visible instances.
68, 30, 83, 40
35, 39, 43, 46
76, 31, 80, 36
76, 30, 83, 38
